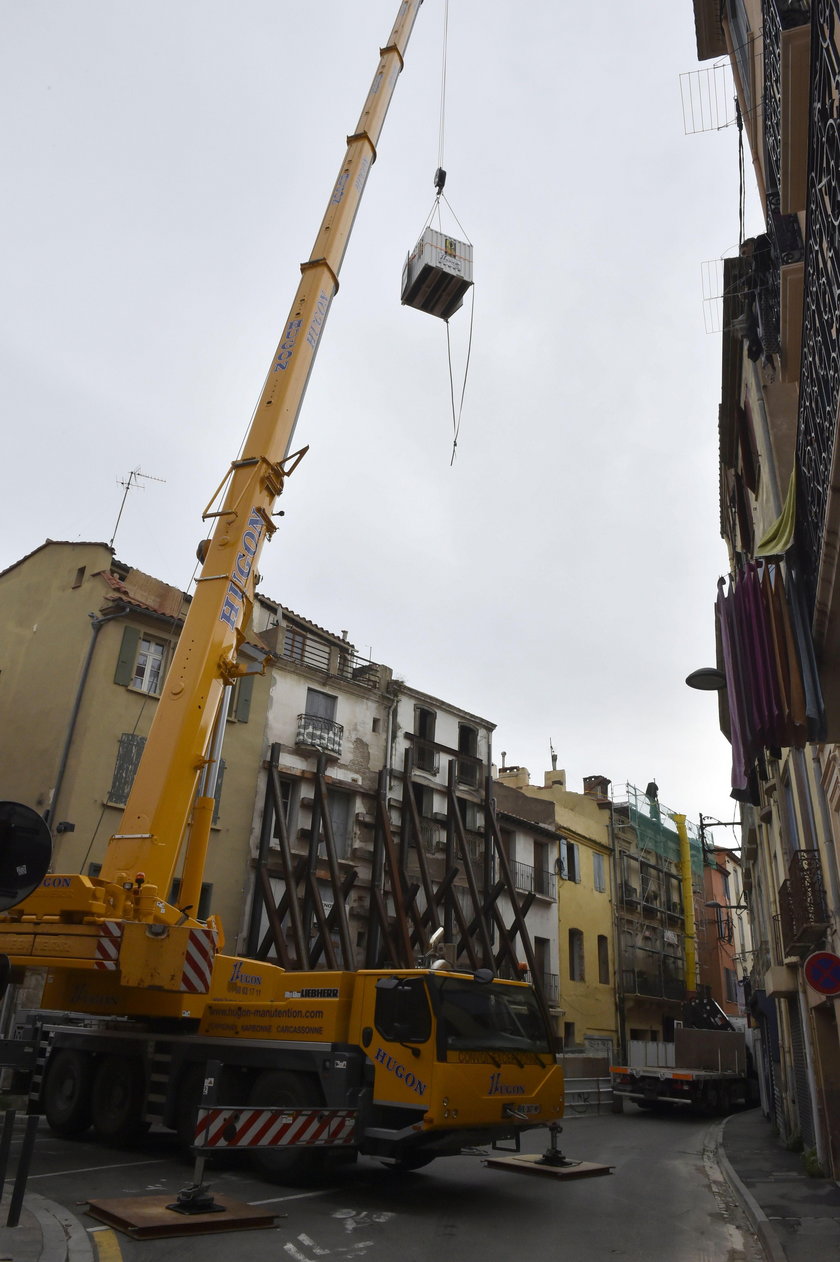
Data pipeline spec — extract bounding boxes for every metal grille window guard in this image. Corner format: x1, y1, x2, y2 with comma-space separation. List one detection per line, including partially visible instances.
295, 713, 343, 756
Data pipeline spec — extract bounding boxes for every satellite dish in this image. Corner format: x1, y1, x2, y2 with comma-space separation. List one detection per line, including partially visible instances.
0, 802, 53, 911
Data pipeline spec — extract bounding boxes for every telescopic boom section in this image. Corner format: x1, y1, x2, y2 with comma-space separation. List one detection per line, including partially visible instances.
101, 0, 424, 899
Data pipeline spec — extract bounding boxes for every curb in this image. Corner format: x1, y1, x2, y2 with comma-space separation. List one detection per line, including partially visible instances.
30, 1195, 95, 1262
714, 1118, 787, 1262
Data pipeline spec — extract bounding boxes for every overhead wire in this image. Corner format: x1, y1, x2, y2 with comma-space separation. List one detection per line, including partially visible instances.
429, 0, 474, 465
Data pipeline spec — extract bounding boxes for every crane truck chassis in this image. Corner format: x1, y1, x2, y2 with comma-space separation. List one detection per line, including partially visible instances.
1, 966, 566, 1178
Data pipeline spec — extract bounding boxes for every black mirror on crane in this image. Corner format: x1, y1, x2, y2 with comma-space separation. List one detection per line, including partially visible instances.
0, 802, 53, 911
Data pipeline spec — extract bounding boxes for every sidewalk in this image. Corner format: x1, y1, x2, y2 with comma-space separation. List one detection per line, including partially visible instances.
717, 1107, 840, 1262
0, 1193, 94, 1262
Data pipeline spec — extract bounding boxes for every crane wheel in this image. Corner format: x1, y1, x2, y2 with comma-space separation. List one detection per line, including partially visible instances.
247, 1070, 324, 1184
43, 1048, 94, 1137
91, 1055, 149, 1146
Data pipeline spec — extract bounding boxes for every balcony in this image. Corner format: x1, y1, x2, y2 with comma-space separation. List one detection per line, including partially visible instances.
295, 713, 343, 758
778, 849, 830, 955
512, 861, 556, 900
621, 969, 686, 1002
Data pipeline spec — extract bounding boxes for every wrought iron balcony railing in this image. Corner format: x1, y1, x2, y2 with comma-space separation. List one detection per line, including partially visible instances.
512, 861, 556, 900
295, 713, 343, 757
778, 848, 830, 954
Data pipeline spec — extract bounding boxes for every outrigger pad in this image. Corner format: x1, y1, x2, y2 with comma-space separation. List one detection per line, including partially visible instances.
482, 1155, 614, 1180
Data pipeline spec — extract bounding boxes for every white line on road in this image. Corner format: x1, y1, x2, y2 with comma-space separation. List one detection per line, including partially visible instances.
250, 1189, 338, 1205
28, 1159, 167, 1179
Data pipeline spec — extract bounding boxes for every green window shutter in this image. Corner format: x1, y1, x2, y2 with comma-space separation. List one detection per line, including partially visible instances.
234, 674, 254, 723
114, 626, 140, 686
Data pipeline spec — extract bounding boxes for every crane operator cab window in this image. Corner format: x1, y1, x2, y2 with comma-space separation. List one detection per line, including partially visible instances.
374, 977, 432, 1045
431, 977, 552, 1056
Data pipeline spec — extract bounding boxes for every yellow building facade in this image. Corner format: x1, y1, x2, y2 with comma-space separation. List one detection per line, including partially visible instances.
497, 766, 618, 1056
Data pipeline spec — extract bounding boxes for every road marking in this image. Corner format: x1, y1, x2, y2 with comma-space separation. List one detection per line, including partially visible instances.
250, 1189, 337, 1205
91, 1226, 123, 1262
28, 1158, 165, 1179
297, 1235, 329, 1255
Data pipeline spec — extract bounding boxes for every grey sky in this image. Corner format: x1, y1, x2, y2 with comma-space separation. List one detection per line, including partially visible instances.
1, 2, 757, 842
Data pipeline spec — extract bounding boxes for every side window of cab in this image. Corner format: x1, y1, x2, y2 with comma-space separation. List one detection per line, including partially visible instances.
374, 977, 432, 1044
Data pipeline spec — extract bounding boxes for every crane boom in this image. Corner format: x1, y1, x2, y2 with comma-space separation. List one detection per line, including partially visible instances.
101, 0, 424, 905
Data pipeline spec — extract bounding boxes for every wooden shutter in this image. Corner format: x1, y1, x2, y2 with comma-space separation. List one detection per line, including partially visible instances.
114, 626, 140, 686
234, 674, 254, 723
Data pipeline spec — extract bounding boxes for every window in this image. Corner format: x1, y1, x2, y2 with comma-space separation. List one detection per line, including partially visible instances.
414, 706, 437, 772
226, 675, 254, 723
132, 638, 166, 693
533, 840, 552, 896
170, 877, 214, 921
375, 976, 431, 1044
559, 838, 580, 882
597, 934, 610, 985
283, 627, 306, 663
305, 688, 336, 721
457, 723, 479, 786
593, 851, 606, 892
725, 968, 739, 1004
324, 789, 352, 860
563, 1021, 576, 1048
114, 626, 170, 694
108, 732, 146, 805
568, 928, 585, 982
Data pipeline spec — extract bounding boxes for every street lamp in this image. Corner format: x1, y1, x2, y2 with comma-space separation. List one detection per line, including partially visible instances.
685, 667, 727, 691
704, 899, 749, 912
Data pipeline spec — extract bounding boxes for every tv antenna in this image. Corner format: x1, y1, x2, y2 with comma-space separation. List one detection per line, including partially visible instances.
110, 467, 166, 549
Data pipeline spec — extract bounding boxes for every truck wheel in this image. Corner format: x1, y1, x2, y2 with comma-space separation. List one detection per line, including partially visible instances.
247, 1070, 324, 1184
43, 1048, 94, 1137
91, 1055, 148, 1145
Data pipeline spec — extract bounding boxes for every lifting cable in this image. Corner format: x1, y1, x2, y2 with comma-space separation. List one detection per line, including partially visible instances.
422, 0, 475, 466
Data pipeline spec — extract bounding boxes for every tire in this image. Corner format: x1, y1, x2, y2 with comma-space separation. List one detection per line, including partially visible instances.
43, 1048, 94, 1138
91, 1055, 148, 1146
381, 1153, 436, 1172
247, 1070, 324, 1184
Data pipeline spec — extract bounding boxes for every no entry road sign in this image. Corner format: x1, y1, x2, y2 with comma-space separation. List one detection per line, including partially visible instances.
804, 951, 840, 997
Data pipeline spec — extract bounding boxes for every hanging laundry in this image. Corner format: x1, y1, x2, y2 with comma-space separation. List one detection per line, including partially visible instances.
715, 558, 825, 800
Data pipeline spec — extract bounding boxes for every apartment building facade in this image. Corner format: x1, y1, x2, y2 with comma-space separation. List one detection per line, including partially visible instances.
690, 0, 840, 1176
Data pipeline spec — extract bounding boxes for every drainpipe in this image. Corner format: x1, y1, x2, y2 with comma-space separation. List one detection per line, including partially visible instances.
46, 605, 129, 836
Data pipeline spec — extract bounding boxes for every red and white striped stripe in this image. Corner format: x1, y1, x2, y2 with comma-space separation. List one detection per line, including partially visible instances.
94, 921, 123, 970
180, 928, 217, 992
193, 1107, 357, 1150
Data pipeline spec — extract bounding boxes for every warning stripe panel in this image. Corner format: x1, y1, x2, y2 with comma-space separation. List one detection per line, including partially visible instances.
193, 1106, 358, 1150
180, 928, 217, 992
94, 921, 123, 970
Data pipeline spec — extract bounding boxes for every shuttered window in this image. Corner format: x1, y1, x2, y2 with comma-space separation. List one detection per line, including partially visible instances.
108, 732, 146, 805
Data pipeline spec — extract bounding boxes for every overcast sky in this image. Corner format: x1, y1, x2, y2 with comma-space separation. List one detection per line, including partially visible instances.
1, 2, 761, 844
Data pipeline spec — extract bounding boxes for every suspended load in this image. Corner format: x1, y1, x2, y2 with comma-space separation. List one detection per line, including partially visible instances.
401, 227, 473, 321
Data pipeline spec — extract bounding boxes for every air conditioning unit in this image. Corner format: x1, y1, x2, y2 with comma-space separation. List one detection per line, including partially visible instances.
401, 228, 473, 321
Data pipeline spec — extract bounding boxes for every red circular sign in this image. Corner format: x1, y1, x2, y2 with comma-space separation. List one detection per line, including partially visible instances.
804, 951, 840, 996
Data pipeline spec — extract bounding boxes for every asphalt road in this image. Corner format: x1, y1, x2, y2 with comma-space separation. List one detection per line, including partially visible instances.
15, 1110, 764, 1262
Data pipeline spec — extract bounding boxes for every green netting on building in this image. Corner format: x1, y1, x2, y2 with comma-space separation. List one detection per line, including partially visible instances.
613, 784, 711, 877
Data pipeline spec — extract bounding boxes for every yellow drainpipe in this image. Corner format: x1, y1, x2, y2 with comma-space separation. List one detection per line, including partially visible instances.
672, 814, 697, 993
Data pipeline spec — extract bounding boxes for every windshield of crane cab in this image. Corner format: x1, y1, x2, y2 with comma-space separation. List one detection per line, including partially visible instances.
429, 977, 551, 1054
